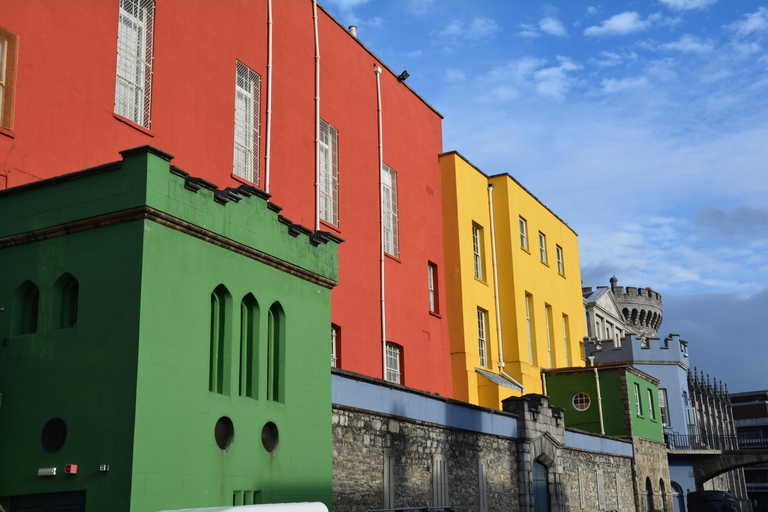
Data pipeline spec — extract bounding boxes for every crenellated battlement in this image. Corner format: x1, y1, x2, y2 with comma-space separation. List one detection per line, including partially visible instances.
609, 276, 663, 338
585, 333, 689, 367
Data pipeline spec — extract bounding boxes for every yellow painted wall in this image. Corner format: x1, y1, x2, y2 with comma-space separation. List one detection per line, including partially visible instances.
439, 152, 586, 409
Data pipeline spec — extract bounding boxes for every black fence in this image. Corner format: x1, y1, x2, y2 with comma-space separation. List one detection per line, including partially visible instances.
665, 432, 768, 450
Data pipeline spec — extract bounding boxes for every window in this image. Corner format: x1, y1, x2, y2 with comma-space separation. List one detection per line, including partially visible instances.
519, 217, 528, 250
659, 388, 670, 426
210, 285, 232, 395
545, 305, 553, 368
634, 383, 643, 415
114, 0, 155, 129
472, 224, 484, 280
477, 308, 488, 368
0, 27, 19, 130
11, 280, 40, 336
382, 164, 399, 257
385, 343, 402, 384
573, 392, 591, 411
319, 120, 339, 225
556, 245, 564, 274
267, 302, 285, 402
239, 294, 259, 399
539, 232, 547, 263
233, 62, 261, 184
331, 324, 340, 368
50, 273, 79, 330
525, 293, 534, 365
562, 315, 570, 367
648, 389, 656, 420
428, 262, 438, 314
433, 453, 449, 507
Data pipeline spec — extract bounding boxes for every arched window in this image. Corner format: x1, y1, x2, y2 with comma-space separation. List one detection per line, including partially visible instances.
660, 479, 667, 512
209, 285, 232, 395
646, 477, 654, 512
239, 294, 259, 399
267, 302, 285, 403
671, 482, 684, 512
11, 280, 40, 336
51, 273, 79, 330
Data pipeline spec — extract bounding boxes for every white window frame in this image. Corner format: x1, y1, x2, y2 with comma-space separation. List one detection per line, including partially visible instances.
319, 120, 339, 225
635, 383, 643, 415
572, 392, 591, 411
519, 217, 528, 250
659, 388, 670, 426
648, 389, 656, 420
0, 35, 7, 128
472, 224, 483, 280
556, 245, 564, 274
477, 308, 488, 368
233, 62, 261, 185
562, 315, 569, 367
525, 294, 534, 365
382, 164, 399, 257
331, 325, 338, 368
114, 0, 155, 129
545, 305, 553, 368
385, 343, 401, 384
539, 232, 547, 263
428, 263, 437, 313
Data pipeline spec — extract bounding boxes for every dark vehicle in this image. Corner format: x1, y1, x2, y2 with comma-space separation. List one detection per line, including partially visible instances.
687, 490, 741, 512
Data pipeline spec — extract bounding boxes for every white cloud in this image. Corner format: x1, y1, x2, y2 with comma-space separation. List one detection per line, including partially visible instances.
517, 24, 541, 38
584, 12, 654, 36
662, 35, 715, 53
534, 56, 583, 100
659, 0, 717, 10
726, 7, 768, 37
475, 56, 582, 102
407, 0, 435, 17
591, 51, 638, 67
445, 68, 466, 83
601, 76, 649, 93
469, 16, 501, 38
539, 17, 567, 37
436, 16, 500, 43
587, 6, 599, 15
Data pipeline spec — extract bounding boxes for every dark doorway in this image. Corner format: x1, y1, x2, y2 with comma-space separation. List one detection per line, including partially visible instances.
534, 461, 551, 512
11, 491, 86, 512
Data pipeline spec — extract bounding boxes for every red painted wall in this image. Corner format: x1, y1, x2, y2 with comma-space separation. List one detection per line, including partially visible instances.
1, 0, 452, 397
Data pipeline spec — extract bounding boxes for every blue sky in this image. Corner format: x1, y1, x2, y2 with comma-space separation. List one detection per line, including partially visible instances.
321, 0, 768, 391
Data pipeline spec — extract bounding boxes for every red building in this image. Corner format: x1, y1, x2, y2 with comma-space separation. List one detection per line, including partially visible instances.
0, 0, 451, 396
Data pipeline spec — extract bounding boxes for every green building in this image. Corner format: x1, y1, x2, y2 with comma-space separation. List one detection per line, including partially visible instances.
0, 147, 340, 512
543, 364, 664, 442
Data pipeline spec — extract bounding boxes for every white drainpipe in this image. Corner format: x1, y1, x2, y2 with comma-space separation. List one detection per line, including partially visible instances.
375, 65, 387, 379
312, 0, 321, 231
488, 183, 524, 393
592, 357, 605, 435
264, 0, 274, 193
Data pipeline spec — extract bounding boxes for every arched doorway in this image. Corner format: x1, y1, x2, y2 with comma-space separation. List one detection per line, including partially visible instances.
533, 461, 550, 512
646, 477, 654, 512
671, 482, 685, 512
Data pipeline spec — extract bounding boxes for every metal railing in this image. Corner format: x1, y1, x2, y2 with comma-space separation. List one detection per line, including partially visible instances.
665, 432, 768, 450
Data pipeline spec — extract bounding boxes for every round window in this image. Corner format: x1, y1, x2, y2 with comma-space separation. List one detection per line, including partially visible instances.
41, 417, 68, 453
215, 416, 235, 450
261, 421, 279, 453
572, 392, 591, 411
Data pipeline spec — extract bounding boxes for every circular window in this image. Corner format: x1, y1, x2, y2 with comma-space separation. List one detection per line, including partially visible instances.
572, 392, 591, 411
41, 418, 67, 453
261, 421, 279, 453
214, 416, 235, 450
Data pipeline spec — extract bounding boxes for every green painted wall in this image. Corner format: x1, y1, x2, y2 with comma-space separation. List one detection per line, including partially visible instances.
626, 372, 664, 442
0, 147, 338, 512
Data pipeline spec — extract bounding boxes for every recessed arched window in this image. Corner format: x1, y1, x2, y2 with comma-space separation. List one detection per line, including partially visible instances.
267, 302, 285, 403
11, 280, 40, 336
239, 294, 260, 399
646, 477, 654, 512
659, 479, 667, 512
209, 285, 232, 395
50, 273, 79, 330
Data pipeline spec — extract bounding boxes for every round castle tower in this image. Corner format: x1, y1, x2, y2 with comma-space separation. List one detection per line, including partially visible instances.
609, 276, 663, 338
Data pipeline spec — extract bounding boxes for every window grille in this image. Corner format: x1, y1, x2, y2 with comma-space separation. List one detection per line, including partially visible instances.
385, 343, 401, 384
539, 232, 547, 263
319, 120, 339, 225
114, 0, 155, 128
472, 224, 483, 279
556, 245, 564, 274
234, 62, 261, 185
477, 308, 487, 367
572, 392, 591, 411
0, 27, 19, 130
382, 164, 399, 257
519, 217, 528, 249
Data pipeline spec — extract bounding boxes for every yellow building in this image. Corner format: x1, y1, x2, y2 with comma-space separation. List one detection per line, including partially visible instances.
439, 151, 586, 409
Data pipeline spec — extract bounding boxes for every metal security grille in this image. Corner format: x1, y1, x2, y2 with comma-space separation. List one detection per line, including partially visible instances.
385, 343, 401, 384
234, 61, 261, 185
382, 164, 399, 257
477, 308, 487, 367
319, 120, 339, 225
0, 27, 19, 130
114, 0, 155, 128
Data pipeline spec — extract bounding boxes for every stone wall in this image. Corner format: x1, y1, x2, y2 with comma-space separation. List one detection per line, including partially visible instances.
632, 436, 673, 512
562, 447, 634, 512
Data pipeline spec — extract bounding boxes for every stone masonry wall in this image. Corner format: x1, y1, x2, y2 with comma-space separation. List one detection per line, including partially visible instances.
632, 436, 673, 512
562, 447, 634, 512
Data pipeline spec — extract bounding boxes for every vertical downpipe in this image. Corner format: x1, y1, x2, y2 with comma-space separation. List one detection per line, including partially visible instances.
313, 0, 321, 231
264, 0, 274, 193
593, 360, 606, 435
375, 65, 386, 379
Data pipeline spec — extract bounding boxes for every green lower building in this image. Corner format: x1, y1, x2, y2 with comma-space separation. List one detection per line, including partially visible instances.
543, 364, 664, 442
0, 147, 340, 512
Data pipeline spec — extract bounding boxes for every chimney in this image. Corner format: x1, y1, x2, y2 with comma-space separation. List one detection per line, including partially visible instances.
349, 25, 358, 38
